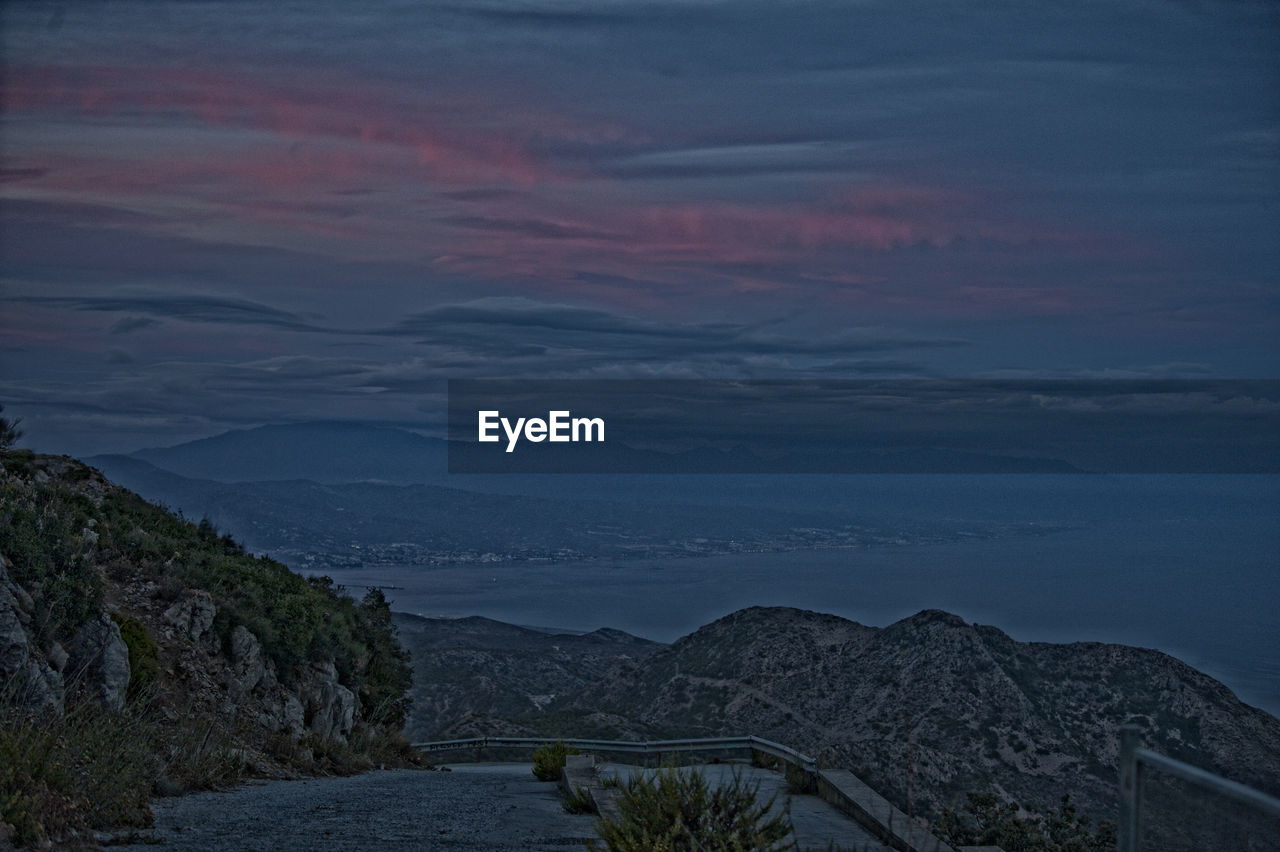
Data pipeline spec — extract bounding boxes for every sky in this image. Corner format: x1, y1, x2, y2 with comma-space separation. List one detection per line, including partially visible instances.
2, 0, 1278, 456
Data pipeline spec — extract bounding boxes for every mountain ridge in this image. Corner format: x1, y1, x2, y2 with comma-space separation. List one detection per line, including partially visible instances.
521, 604, 1280, 850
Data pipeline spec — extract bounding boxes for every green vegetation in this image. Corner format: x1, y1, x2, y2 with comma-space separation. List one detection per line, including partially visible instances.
355, 588, 414, 729
0, 463, 414, 722
0, 697, 254, 847
0, 703, 155, 846
562, 785, 595, 814
937, 791, 1116, 852
591, 766, 795, 851
532, 738, 580, 781
0, 405, 21, 451
0, 475, 103, 644
111, 613, 160, 700
0, 455, 425, 845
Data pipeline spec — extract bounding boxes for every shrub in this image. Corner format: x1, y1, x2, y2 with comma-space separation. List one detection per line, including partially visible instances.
936, 790, 1116, 852
0, 702, 156, 847
0, 404, 22, 450
563, 785, 595, 814
0, 478, 103, 643
591, 766, 795, 851
533, 738, 579, 781
355, 588, 414, 729
155, 708, 247, 795
111, 613, 160, 701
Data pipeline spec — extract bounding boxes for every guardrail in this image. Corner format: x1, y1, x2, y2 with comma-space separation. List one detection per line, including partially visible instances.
1118, 723, 1280, 852
412, 734, 818, 773
413, 734, 957, 851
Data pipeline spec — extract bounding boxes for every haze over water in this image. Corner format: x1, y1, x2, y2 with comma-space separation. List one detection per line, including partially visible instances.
316, 475, 1280, 718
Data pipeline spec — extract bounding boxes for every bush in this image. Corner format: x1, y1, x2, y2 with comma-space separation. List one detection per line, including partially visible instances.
591, 766, 795, 851
936, 790, 1116, 852
0, 702, 156, 847
0, 478, 103, 643
0, 404, 22, 450
111, 613, 160, 701
355, 588, 414, 729
533, 739, 579, 781
563, 785, 595, 814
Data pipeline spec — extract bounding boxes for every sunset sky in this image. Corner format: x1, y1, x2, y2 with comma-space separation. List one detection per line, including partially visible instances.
2, 0, 1277, 455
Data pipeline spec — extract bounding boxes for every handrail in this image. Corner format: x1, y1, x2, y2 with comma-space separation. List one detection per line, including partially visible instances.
1118, 724, 1280, 852
412, 733, 818, 773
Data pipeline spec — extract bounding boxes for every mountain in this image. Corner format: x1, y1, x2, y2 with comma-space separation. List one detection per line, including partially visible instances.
85, 455, 1029, 570
531, 606, 1280, 850
119, 420, 1082, 488
390, 613, 662, 741
128, 421, 449, 484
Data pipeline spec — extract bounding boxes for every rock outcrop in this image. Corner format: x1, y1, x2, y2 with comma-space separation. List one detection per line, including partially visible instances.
0, 556, 64, 712
300, 661, 358, 741
227, 624, 306, 735
0, 454, 378, 751
66, 611, 131, 711
162, 591, 216, 646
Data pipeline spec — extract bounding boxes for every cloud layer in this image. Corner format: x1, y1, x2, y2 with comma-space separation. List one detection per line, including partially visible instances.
1, 0, 1277, 452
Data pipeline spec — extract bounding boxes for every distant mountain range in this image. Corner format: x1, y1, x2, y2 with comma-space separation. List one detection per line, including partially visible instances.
414, 606, 1280, 852
127, 421, 450, 484
87, 429, 1068, 569
114, 419, 1086, 483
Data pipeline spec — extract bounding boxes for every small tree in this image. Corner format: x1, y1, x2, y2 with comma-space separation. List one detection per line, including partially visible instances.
0, 404, 22, 450
355, 588, 414, 729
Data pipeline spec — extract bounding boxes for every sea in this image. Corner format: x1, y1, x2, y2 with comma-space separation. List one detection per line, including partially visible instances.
310, 475, 1280, 717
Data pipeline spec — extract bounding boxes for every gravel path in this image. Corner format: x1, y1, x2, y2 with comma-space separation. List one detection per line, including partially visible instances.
116, 762, 888, 851
117, 764, 597, 851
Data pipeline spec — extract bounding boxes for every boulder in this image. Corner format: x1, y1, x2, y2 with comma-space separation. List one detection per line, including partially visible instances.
162, 591, 216, 644
46, 641, 69, 672
66, 612, 130, 711
229, 625, 266, 696
299, 661, 358, 741
259, 689, 306, 736
0, 557, 64, 713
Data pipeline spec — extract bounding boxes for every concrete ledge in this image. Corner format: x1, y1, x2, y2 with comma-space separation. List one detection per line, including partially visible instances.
560, 754, 621, 819
816, 769, 959, 852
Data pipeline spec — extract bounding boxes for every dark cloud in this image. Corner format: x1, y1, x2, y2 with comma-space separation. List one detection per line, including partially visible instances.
441, 216, 624, 241
1, 0, 1276, 454
377, 298, 966, 377
605, 141, 876, 180
438, 189, 529, 202
0, 167, 49, 183
109, 316, 160, 335
10, 294, 327, 332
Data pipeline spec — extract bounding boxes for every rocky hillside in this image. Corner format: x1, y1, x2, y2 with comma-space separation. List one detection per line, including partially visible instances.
0, 452, 419, 846
391, 613, 661, 740
537, 606, 1280, 848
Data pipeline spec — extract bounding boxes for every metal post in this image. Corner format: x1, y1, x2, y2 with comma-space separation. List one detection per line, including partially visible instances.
1118, 724, 1144, 852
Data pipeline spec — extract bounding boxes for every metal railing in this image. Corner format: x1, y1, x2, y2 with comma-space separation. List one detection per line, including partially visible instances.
1118, 723, 1280, 852
413, 733, 818, 773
